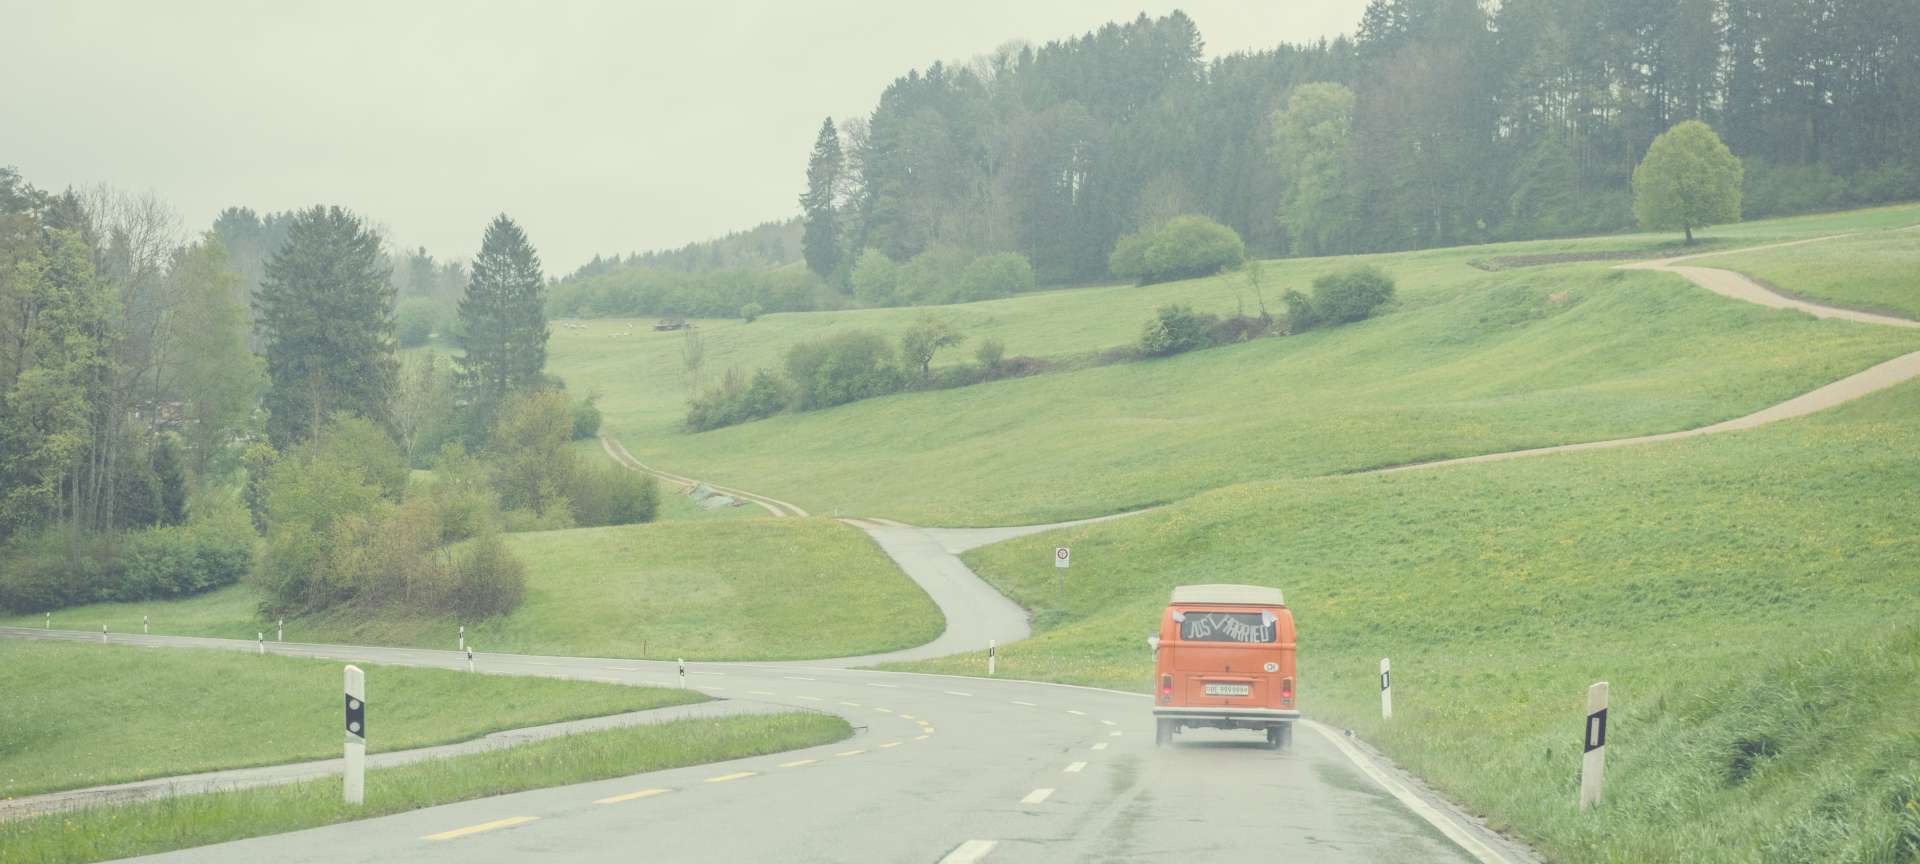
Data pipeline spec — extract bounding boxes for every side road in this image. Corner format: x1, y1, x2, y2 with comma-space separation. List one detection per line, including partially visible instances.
0, 693, 787, 822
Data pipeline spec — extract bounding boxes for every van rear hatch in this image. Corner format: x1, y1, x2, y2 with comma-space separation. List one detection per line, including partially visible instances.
1173, 609, 1281, 708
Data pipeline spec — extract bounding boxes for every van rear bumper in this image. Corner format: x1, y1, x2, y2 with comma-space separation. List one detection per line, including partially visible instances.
1154, 706, 1300, 725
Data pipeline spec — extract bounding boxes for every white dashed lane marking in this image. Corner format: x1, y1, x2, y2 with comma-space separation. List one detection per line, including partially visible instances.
1020, 788, 1055, 804
1012, 700, 1037, 707
940, 840, 998, 864
944, 690, 973, 697
1092, 743, 1109, 751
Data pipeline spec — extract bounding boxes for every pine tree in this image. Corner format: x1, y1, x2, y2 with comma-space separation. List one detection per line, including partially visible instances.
800, 117, 844, 278
454, 214, 548, 437
256, 206, 396, 448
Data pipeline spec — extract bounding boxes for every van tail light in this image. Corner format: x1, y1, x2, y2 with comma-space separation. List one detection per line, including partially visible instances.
1160, 674, 1174, 704
1281, 677, 1295, 706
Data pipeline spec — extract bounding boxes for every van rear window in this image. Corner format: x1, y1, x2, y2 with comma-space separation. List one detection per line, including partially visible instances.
1177, 612, 1275, 643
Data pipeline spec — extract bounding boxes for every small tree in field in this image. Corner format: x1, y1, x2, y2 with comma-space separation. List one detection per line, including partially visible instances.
1633, 121, 1743, 244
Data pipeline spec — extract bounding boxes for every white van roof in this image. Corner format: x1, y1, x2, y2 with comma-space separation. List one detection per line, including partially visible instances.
1169, 584, 1285, 607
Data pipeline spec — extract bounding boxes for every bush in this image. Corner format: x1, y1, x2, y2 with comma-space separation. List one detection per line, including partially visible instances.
489, 391, 576, 517
570, 461, 659, 527
975, 337, 1006, 373
1110, 215, 1246, 285
453, 529, 525, 619
0, 528, 119, 613
896, 245, 974, 305
570, 395, 602, 441
1282, 289, 1317, 333
740, 302, 764, 323
545, 264, 826, 320
687, 368, 788, 432
1309, 266, 1396, 325
1139, 304, 1219, 357
784, 330, 903, 410
395, 297, 441, 348
956, 253, 1035, 301
849, 249, 901, 307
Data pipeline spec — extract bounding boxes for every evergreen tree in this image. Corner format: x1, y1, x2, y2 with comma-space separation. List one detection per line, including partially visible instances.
256, 206, 396, 448
454, 214, 548, 436
800, 117, 844, 278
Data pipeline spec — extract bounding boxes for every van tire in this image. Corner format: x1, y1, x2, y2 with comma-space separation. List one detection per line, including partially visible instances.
1266, 724, 1292, 750
1155, 719, 1173, 747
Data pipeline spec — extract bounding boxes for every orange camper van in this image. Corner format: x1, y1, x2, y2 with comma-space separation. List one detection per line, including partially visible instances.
1149, 584, 1298, 749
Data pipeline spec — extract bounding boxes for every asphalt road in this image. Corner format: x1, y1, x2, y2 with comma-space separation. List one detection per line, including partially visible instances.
4, 626, 1486, 864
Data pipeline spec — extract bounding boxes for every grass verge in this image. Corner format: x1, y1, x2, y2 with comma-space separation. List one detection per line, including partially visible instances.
0, 712, 849, 864
886, 377, 1920, 863
1, 518, 940, 662
0, 642, 702, 798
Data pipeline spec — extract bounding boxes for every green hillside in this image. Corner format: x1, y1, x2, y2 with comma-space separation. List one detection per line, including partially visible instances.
886, 374, 1920, 863
2, 519, 940, 662
1699, 227, 1920, 320
554, 206, 1920, 526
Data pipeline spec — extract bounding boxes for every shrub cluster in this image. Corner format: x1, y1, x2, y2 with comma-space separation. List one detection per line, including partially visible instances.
547, 266, 829, 319
0, 502, 254, 613
1136, 305, 1276, 358
570, 395, 602, 440
850, 247, 1037, 307
1285, 265, 1397, 331
686, 369, 787, 432
1110, 215, 1247, 285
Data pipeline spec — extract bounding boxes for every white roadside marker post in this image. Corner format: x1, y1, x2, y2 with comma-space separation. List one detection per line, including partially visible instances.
258, 632, 265, 655
344, 665, 366, 805
101, 623, 107, 643
678, 658, 686, 688
45, 612, 50, 629
458, 625, 465, 652
278, 618, 284, 642
467, 646, 475, 673
1380, 658, 1392, 720
143, 615, 149, 635
1580, 681, 1609, 812
988, 640, 997, 677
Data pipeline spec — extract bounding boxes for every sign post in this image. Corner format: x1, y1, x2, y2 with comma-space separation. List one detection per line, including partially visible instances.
1380, 658, 1392, 720
1580, 681, 1608, 812
1053, 547, 1070, 608
988, 640, 997, 676
344, 665, 366, 805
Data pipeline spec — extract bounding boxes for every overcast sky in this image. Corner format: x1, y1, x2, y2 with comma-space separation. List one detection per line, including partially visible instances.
3, 1, 1369, 274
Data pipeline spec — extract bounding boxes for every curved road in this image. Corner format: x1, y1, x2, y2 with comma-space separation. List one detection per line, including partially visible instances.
13, 234, 1914, 863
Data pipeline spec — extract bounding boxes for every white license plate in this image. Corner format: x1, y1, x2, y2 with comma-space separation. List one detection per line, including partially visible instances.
1203, 683, 1250, 696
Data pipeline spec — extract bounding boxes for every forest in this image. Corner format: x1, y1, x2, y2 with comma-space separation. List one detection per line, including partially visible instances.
561, 0, 1918, 302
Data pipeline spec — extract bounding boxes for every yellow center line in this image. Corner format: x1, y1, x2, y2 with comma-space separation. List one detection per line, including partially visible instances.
837, 749, 866, 757
878, 741, 901, 748
874, 707, 893, 714
704, 771, 756, 783
422, 816, 540, 841
899, 714, 915, 720
779, 758, 818, 768
914, 734, 930, 741
922, 727, 936, 734
594, 788, 670, 804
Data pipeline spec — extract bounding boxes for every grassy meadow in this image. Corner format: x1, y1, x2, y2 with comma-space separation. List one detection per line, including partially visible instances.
886, 377, 1920, 863
550, 204, 1920, 526
2, 518, 940, 662
0, 711, 849, 864
0, 641, 701, 798
1698, 226, 1920, 320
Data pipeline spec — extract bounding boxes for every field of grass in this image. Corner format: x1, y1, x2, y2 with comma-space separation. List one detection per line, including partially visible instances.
548, 205, 1920, 526
608, 267, 1920, 525
1696, 226, 1920, 320
886, 376, 1920, 863
1, 518, 940, 662
0, 711, 849, 864
0, 641, 701, 798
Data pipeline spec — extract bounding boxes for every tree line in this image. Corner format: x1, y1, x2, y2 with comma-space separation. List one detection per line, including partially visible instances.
783, 1, 1915, 285
0, 166, 653, 617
